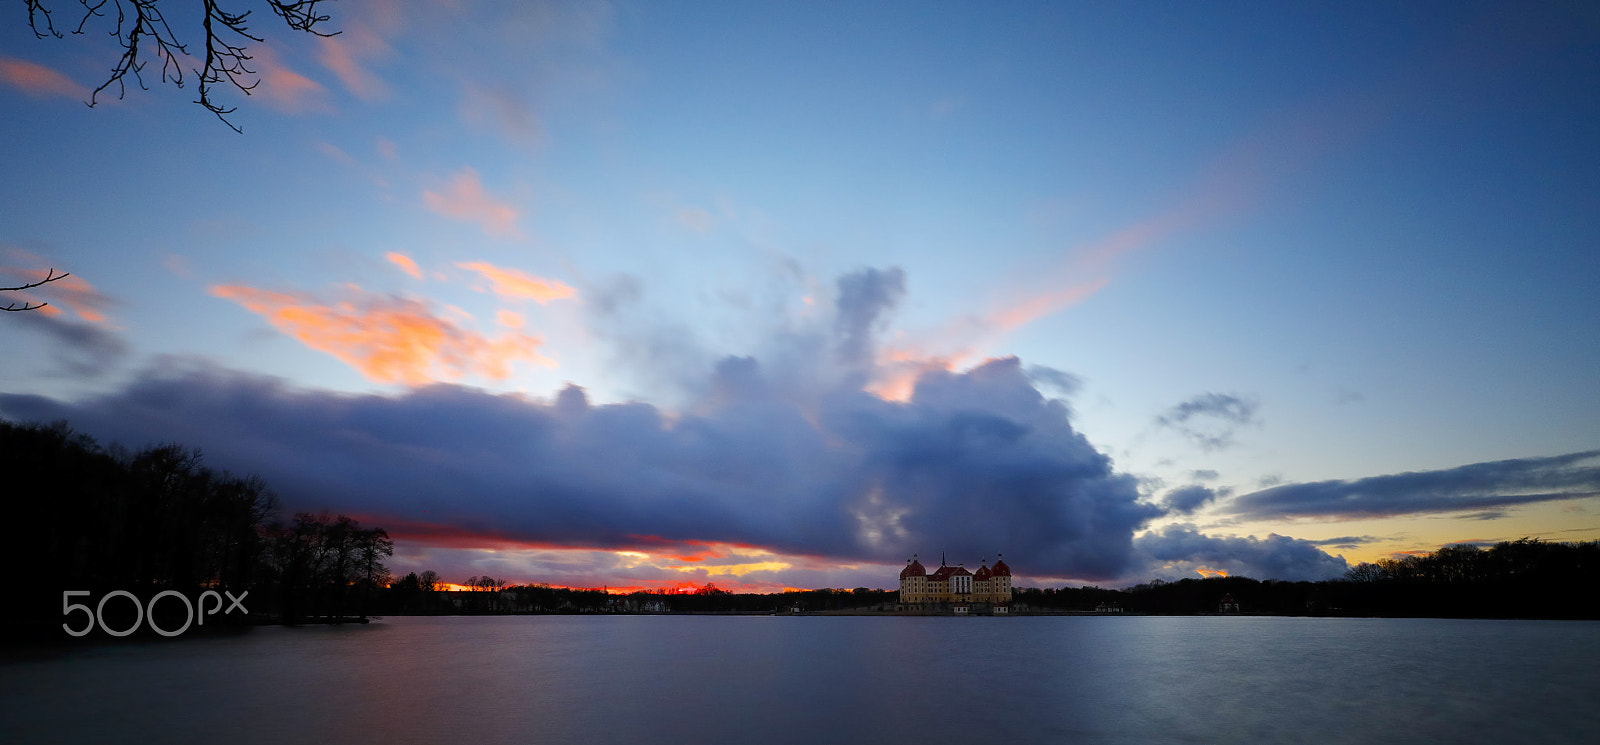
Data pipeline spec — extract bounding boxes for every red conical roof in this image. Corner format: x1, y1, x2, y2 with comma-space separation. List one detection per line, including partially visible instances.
900, 559, 926, 578
974, 564, 992, 580
991, 557, 1011, 576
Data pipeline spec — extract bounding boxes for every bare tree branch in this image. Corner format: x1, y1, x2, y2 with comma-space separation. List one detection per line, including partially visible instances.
25, 0, 60, 37
77, 0, 191, 119
1, 268, 70, 312
265, 0, 334, 35
22, 0, 340, 132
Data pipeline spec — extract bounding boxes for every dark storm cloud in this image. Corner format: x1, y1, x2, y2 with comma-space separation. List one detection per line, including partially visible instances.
12, 311, 128, 376
1162, 485, 1220, 515
0, 356, 1161, 580
1135, 524, 1349, 581
1308, 535, 1382, 549
1228, 450, 1600, 520
1156, 392, 1259, 451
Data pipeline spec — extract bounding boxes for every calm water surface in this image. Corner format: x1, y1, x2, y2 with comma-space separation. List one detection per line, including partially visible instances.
3, 616, 1597, 744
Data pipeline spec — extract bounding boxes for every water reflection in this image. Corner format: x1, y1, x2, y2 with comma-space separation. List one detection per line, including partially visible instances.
3, 616, 1597, 744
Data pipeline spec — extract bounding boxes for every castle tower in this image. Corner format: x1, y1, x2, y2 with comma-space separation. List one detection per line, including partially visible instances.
990, 554, 1013, 609
899, 554, 927, 604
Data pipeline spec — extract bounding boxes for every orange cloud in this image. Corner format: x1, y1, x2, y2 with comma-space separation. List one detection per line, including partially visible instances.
424, 169, 522, 237
670, 560, 792, 577
0, 57, 86, 99
867, 353, 966, 403
210, 283, 554, 385
457, 261, 576, 303
497, 309, 525, 329
386, 252, 423, 279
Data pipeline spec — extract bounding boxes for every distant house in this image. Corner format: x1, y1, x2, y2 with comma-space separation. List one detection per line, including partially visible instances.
1219, 594, 1240, 613
897, 553, 1013, 613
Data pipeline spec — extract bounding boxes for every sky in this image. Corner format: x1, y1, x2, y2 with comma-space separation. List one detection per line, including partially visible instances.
2, 0, 1598, 593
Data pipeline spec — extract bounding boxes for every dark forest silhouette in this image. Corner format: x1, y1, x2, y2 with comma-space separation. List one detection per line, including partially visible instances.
372, 580, 900, 616
1014, 538, 1599, 619
372, 541, 1598, 619
2, 419, 391, 636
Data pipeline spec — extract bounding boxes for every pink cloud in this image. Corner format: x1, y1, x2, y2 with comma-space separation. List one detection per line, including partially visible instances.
987, 278, 1111, 333
676, 207, 716, 233
250, 46, 330, 114
461, 85, 544, 146
317, 141, 357, 165
0, 260, 112, 322
423, 169, 522, 238
163, 254, 195, 279
210, 283, 555, 385
319, 26, 392, 101
0, 57, 86, 99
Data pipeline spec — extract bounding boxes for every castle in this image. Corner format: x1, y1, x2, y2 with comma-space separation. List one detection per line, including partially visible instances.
897, 553, 1012, 613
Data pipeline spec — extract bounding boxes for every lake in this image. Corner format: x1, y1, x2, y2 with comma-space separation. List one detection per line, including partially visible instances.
3, 615, 1598, 744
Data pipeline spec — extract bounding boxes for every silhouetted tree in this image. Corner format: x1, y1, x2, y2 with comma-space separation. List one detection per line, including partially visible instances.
1344, 562, 1385, 583
23, 0, 338, 132
260, 511, 392, 623
1, 419, 279, 634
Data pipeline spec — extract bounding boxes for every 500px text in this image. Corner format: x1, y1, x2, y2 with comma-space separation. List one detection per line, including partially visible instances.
62, 590, 249, 637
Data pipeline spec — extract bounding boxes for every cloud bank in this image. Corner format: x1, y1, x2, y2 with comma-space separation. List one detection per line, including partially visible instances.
1230, 450, 1600, 520
1161, 484, 1222, 515
0, 354, 1162, 581
1135, 525, 1349, 581
2, 267, 1361, 586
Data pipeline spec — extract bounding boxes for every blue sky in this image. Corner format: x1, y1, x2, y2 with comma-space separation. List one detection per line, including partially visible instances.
3, 1, 1597, 591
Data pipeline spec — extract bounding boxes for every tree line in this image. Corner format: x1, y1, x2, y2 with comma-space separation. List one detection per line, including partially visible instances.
368, 581, 899, 615
1015, 539, 1599, 618
2, 419, 393, 636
